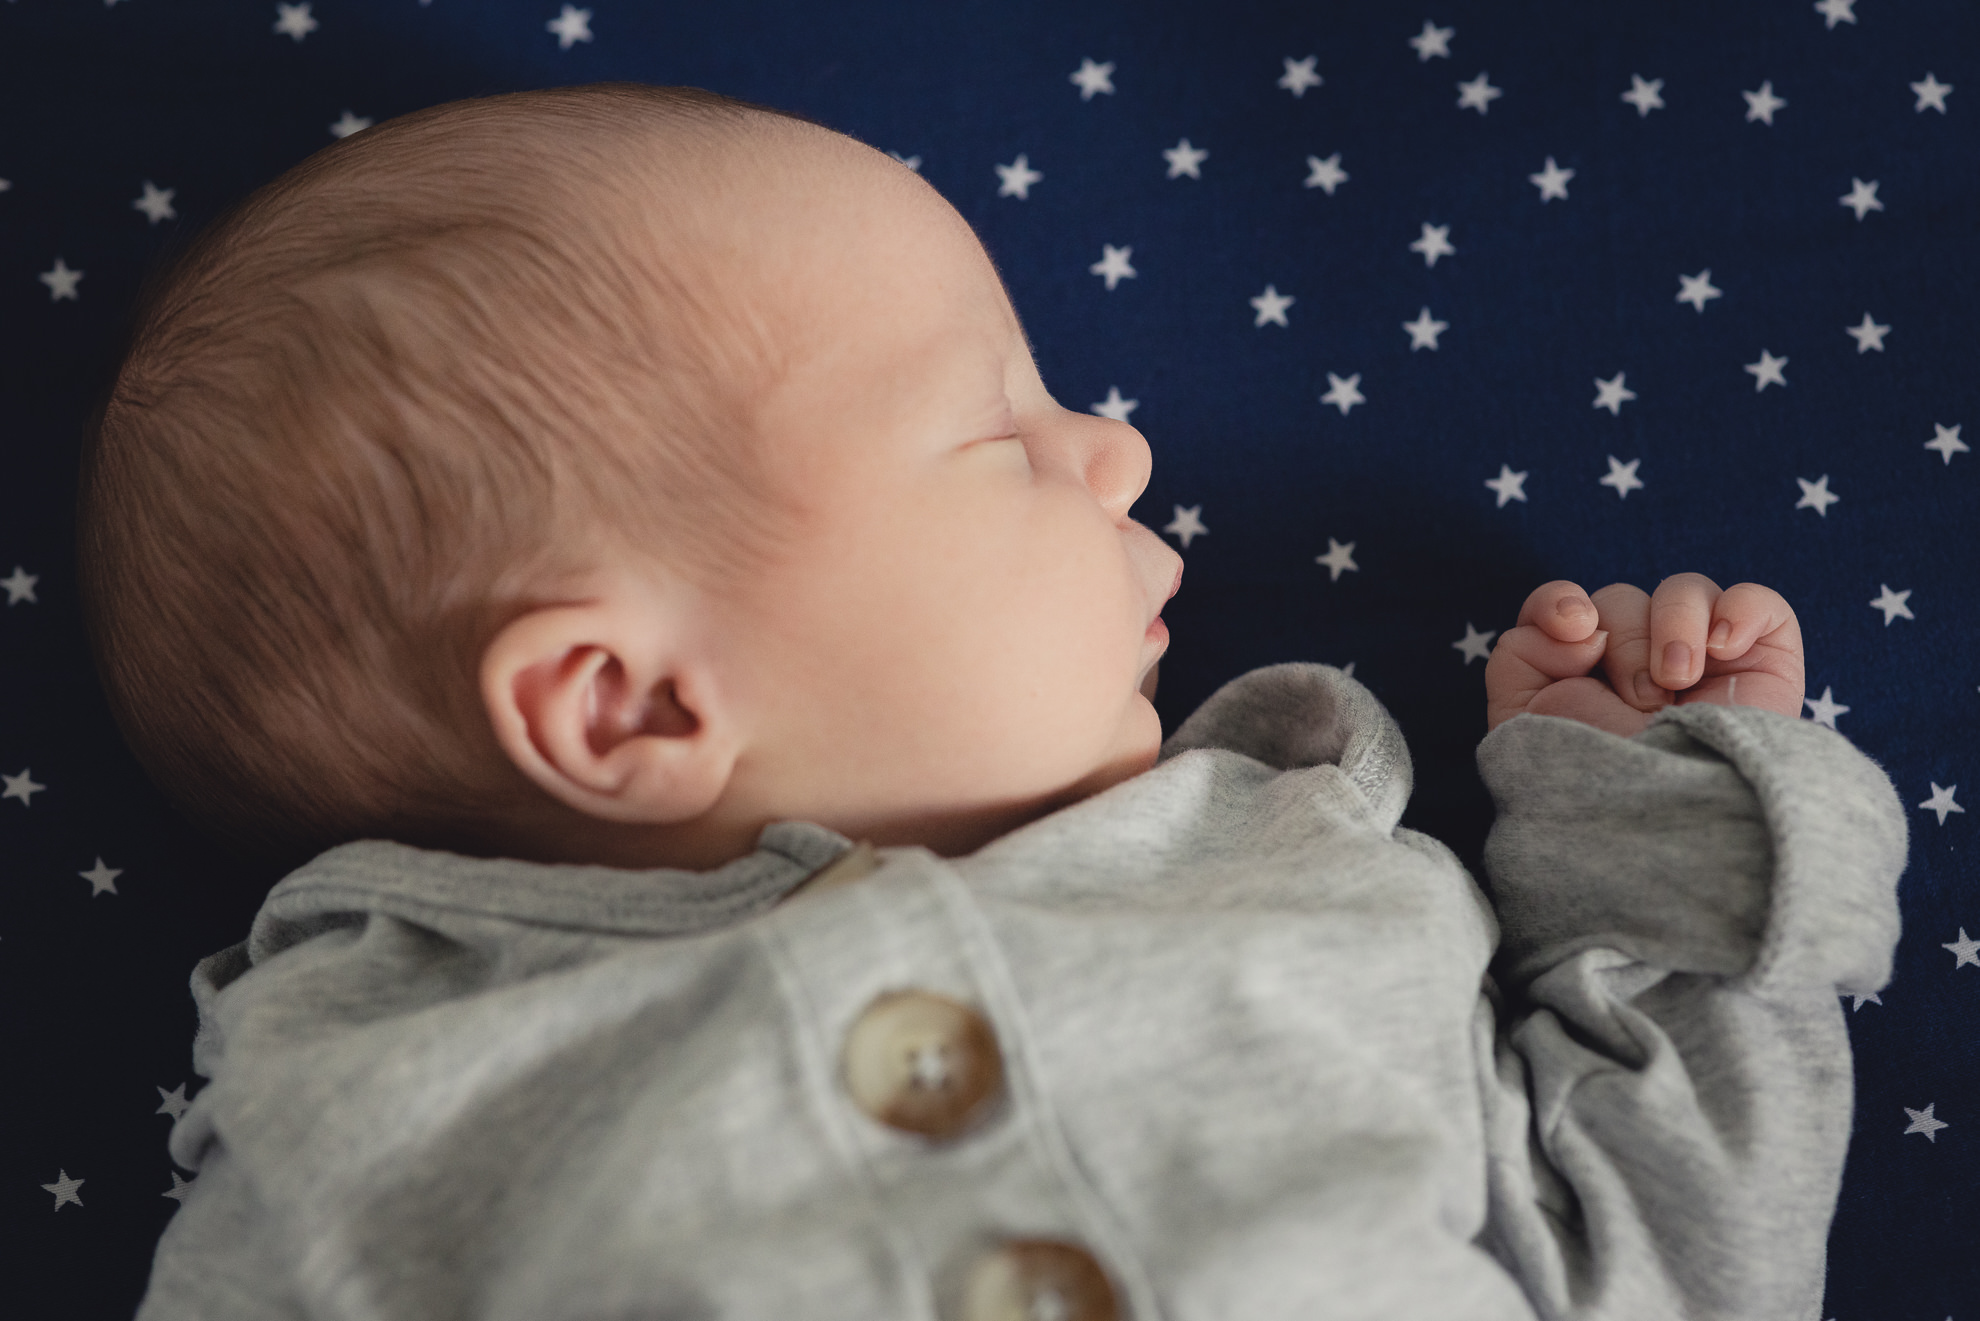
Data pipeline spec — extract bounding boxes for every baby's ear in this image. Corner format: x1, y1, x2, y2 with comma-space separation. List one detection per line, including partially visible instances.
479, 598, 738, 825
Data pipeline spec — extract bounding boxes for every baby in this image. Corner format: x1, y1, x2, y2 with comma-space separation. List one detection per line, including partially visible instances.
82, 83, 1907, 1321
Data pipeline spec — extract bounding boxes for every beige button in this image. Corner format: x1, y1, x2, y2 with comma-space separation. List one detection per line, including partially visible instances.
960, 1240, 1119, 1321
841, 990, 1003, 1140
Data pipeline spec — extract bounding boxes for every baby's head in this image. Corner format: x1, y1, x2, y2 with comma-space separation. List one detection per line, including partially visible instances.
80, 83, 1181, 874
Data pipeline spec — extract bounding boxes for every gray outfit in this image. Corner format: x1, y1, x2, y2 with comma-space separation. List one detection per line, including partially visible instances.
136, 663, 1907, 1320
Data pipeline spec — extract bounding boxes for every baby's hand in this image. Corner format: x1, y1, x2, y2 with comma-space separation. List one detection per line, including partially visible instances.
1484, 574, 1806, 736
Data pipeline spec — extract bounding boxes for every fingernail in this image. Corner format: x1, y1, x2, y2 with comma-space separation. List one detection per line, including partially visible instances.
1557, 597, 1591, 619
1663, 641, 1691, 680
1634, 671, 1666, 706
1709, 620, 1731, 650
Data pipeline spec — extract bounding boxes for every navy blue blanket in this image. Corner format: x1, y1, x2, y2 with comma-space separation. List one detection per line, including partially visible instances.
2, 1, 1973, 1315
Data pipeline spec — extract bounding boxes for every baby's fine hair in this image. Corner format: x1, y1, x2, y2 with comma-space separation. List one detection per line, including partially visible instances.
78, 82, 817, 869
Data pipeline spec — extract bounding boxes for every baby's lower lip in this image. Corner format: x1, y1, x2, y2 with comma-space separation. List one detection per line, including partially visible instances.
1145, 615, 1168, 642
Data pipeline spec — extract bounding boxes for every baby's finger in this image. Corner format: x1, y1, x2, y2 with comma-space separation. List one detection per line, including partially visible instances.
1514, 580, 1600, 643
1648, 572, 1724, 690
1589, 582, 1668, 712
1484, 623, 1610, 729
1705, 582, 1801, 662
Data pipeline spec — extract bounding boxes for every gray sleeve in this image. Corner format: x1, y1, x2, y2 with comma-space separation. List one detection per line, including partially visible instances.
135, 1142, 308, 1321
1471, 705, 1907, 1321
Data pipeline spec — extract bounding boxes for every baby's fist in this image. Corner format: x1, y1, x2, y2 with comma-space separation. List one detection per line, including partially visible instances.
1484, 573, 1806, 736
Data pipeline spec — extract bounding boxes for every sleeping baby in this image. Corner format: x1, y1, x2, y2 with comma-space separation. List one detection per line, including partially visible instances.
80, 82, 1907, 1321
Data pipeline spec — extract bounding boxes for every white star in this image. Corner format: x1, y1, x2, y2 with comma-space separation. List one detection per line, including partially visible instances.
41, 1170, 84, 1210
1164, 505, 1208, 549
1745, 349, 1789, 391
1911, 72, 1954, 114
995, 154, 1042, 199
156, 1083, 192, 1122
329, 110, 373, 139
1403, 306, 1448, 351
3, 768, 45, 806
1304, 152, 1349, 194
1453, 622, 1497, 665
1943, 927, 1980, 966
1409, 20, 1454, 61
132, 180, 176, 224
1315, 538, 1359, 581
163, 1172, 195, 1204
79, 858, 122, 897
1844, 312, 1890, 352
1804, 686, 1851, 728
1676, 269, 1722, 312
1163, 138, 1208, 179
1920, 784, 1966, 827
1925, 423, 1969, 464
1528, 156, 1574, 201
1410, 222, 1455, 266
0, 178, 10, 192
1090, 244, 1137, 290
1744, 80, 1788, 124
1621, 74, 1666, 117
1839, 177, 1883, 220
1592, 371, 1637, 414
545, 4, 592, 49
1090, 386, 1138, 422
1456, 72, 1502, 114
1903, 1104, 1949, 1142
1320, 373, 1365, 415
1070, 58, 1116, 101
1250, 284, 1294, 327
1279, 55, 1324, 98
1869, 583, 1914, 626
887, 151, 922, 172
1849, 991, 1882, 1011
1484, 464, 1529, 507
2, 565, 38, 604
1599, 456, 1645, 499
39, 257, 84, 301
272, 2, 318, 42
1814, 0, 1856, 28
1795, 475, 1840, 516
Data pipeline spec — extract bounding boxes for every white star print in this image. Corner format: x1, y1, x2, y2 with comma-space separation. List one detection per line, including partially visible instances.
1744, 81, 1787, 124
1404, 307, 1448, 350
1839, 177, 1883, 220
1321, 373, 1365, 415
1453, 622, 1496, 664
1164, 505, 1207, 548
41, 1170, 84, 1210
1250, 284, 1294, 327
1409, 20, 1453, 61
4, 768, 46, 806
1410, 222, 1455, 266
1090, 244, 1137, 290
132, 181, 176, 224
272, 2, 317, 42
1844, 313, 1890, 352
0, 178, 10, 193
1911, 72, 1953, 113
1528, 156, 1574, 201
163, 1172, 195, 1204
1456, 72, 1502, 114
1943, 927, 1980, 966
1804, 686, 1850, 728
1484, 465, 1529, 507
3, 565, 38, 604
1304, 153, 1349, 194
1903, 1103, 1949, 1141
1592, 371, 1636, 414
1600, 456, 1644, 498
1869, 583, 1914, 625
1849, 991, 1882, 1011
39, 257, 83, 301
1090, 386, 1138, 422
1925, 423, 1968, 464
1163, 138, 1208, 179
1745, 349, 1789, 391
1621, 74, 1665, 117
1315, 538, 1359, 581
1814, 0, 1856, 28
1795, 475, 1839, 516
1919, 784, 1965, 826
329, 110, 372, 139
545, 5, 593, 49
887, 151, 922, 172
1070, 58, 1116, 100
1279, 56, 1323, 98
995, 154, 1042, 199
1676, 269, 1722, 312
79, 858, 122, 897
156, 1083, 193, 1122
